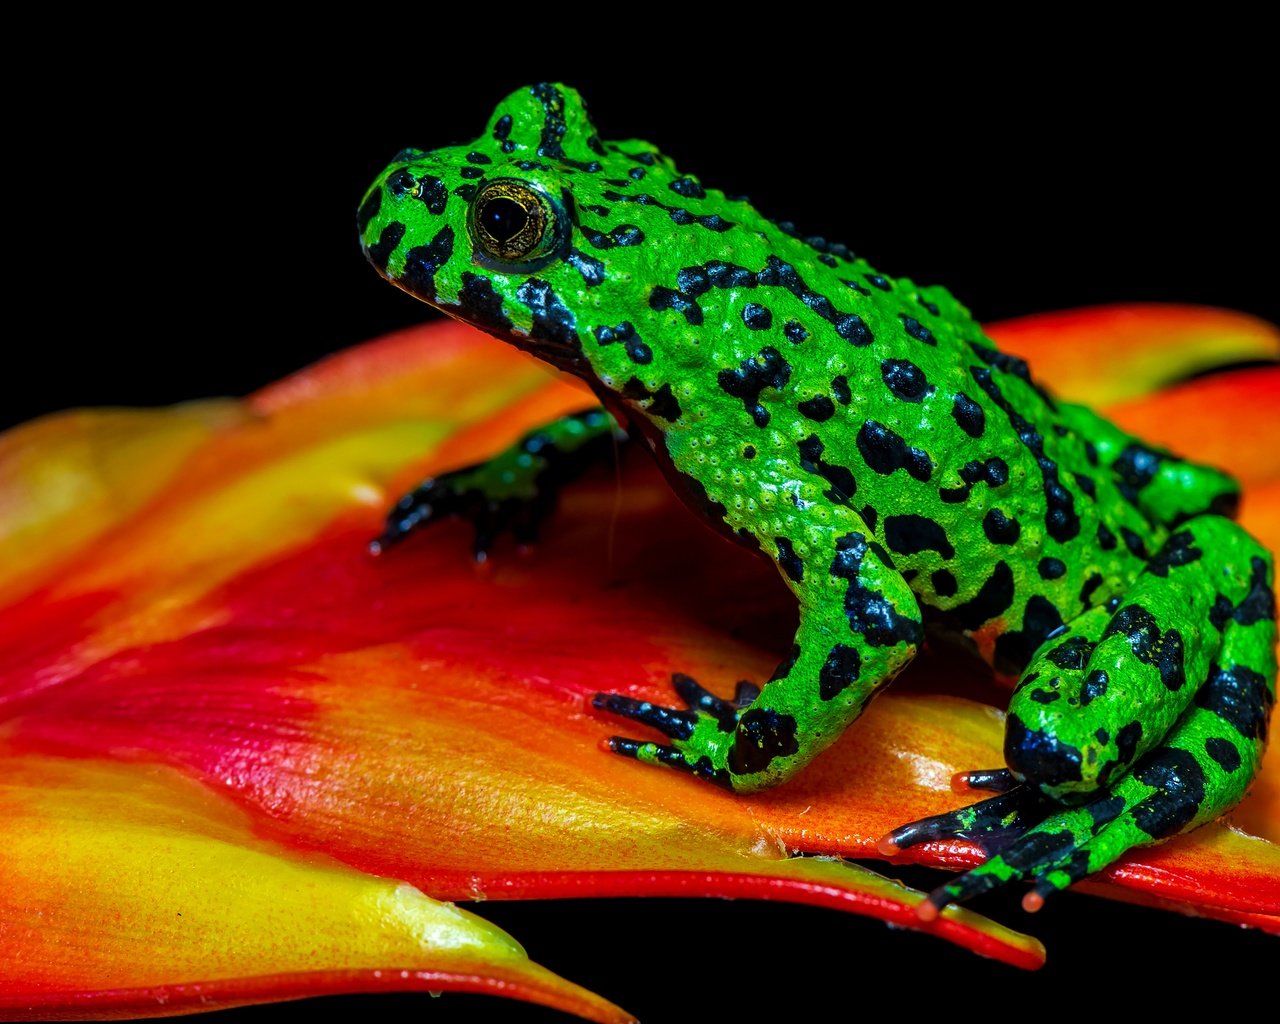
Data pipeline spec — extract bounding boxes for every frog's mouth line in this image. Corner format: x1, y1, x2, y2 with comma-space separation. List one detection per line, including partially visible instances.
500, 329, 588, 379
433, 302, 587, 380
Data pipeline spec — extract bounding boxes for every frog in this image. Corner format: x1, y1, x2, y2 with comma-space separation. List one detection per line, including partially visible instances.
357, 82, 1276, 916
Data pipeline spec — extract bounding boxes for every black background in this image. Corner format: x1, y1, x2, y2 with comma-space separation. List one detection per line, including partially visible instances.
10, 32, 1276, 1022
9, 41, 1277, 426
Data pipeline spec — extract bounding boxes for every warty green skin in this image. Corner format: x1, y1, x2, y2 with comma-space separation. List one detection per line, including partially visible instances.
360, 83, 1276, 909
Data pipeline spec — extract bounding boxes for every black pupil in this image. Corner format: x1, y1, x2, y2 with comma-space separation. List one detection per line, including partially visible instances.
481, 196, 529, 243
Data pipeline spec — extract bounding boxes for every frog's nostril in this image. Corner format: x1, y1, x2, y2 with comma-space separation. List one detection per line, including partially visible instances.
1004, 715, 1085, 792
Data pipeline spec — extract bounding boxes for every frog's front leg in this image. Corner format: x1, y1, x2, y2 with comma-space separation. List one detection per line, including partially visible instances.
595, 518, 922, 791
886, 516, 1276, 915
372, 407, 624, 559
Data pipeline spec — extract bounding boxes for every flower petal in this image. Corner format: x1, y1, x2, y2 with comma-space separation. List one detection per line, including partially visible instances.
0, 749, 633, 1023
0, 402, 243, 608
2, 307, 1276, 1017
987, 304, 1280, 404
3, 469, 1046, 968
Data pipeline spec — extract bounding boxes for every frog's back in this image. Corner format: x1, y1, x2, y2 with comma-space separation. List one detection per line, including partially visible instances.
725, 240, 1246, 670
651, 247, 1123, 673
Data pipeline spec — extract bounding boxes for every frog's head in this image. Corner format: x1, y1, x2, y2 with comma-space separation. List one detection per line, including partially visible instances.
359, 83, 752, 397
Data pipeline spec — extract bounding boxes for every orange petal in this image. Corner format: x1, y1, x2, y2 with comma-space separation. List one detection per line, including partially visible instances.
987, 304, 1280, 404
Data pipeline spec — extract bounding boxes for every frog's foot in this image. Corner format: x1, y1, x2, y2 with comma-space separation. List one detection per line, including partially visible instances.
877, 784, 1053, 863
371, 462, 540, 560
890, 729, 1265, 919
592, 674, 760, 790
881, 782, 1111, 918
370, 408, 621, 561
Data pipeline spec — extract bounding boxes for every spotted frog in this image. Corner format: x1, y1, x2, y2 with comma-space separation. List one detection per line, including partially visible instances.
358, 83, 1276, 913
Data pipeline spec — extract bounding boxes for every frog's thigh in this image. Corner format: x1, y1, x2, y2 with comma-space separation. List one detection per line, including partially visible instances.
912, 517, 1274, 912
725, 525, 923, 790
1007, 515, 1276, 803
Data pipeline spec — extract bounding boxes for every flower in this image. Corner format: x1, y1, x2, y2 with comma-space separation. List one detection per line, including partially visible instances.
1, 306, 1276, 1020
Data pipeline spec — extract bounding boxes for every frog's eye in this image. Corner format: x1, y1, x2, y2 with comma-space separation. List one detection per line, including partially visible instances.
469, 179, 566, 269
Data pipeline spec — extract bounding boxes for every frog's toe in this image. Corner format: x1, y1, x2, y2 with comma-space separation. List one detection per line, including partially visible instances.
594, 673, 742, 733
372, 467, 518, 559
673, 672, 757, 720
592, 693, 701, 740
919, 826, 1091, 917
469, 500, 543, 561
878, 786, 1051, 858
373, 467, 557, 561
919, 804, 1101, 917
881, 783, 1108, 917
373, 408, 622, 560
951, 767, 1019, 794
370, 475, 457, 554
603, 735, 735, 789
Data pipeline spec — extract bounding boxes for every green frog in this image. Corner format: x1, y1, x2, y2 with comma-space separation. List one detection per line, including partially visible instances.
358, 83, 1276, 915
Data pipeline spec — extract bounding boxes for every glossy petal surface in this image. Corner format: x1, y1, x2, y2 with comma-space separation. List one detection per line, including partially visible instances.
1, 306, 1277, 1017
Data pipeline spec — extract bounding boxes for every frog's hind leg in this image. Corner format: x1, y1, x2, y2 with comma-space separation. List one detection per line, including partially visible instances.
371, 407, 624, 559
1056, 402, 1240, 526
885, 516, 1275, 914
